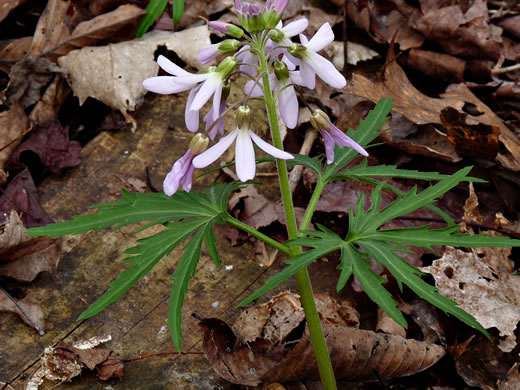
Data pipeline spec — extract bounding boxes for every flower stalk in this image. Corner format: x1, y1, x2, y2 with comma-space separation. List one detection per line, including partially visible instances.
257, 39, 338, 390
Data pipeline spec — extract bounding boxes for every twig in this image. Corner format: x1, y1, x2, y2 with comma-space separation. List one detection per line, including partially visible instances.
492, 63, 520, 75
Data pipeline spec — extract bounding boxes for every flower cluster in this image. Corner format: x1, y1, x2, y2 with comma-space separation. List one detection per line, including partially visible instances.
142, 0, 367, 195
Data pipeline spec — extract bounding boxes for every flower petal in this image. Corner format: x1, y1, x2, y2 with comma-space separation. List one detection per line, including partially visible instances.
307, 51, 346, 89
198, 44, 219, 64
282, 19, 308, 38
235, 129, 256, 181
157, 55, 191, 76
190, 75, 220, 111
142, 76, 193, 94
212, 82, 223, 119
278, 84, 298, 129
299, 62, 316, 89
244, 79, 264, 97
174, 73, 210, 85
184, 87, 200, 131
163, 150, 192, 195
320, 129, 335, 164
329, 124, 368, 156
192, 128, 238, 168
307, 22, 334, 52
299, 33, 309, 45
249, 130, 293, 160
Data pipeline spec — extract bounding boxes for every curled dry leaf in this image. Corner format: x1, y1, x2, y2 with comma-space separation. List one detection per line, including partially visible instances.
422, 247, 520, 352
57, 26, 211, 129
498, 363, 520, 390
0, 288, 45, 335
0, 36, 32, 73
200, 293, 445, 385
0, 210, 62, 282
0, 101, 31, 185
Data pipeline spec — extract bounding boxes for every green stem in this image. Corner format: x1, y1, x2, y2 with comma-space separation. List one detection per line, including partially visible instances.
224, 215, 291, 256
256, 42, 337, 390
300, 179, 326, 231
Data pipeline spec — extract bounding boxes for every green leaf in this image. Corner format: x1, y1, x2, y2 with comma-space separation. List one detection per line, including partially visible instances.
172, 0, 185, 23
27, 190, 219, 238
168, 225, 207, 351
203, 221, 220, 266
78, 218, 207, 321
354, 167, 472, 232
288, 154, 324, 177
323, 98, 393, 178
137, 0, 168, 38
370, 225, 520, 249
360, 240, 490, 338
344, 244, 407, 327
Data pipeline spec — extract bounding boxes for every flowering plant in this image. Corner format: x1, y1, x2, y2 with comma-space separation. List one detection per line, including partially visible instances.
28, 1, 520, 388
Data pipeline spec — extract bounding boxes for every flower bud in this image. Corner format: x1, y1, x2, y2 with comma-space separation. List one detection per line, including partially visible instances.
310, 109, 330, 131
287, 43, 308, 59
273, 61, 289, 82
189, 133, 210, 155
218, 39, 241, 54
268, 28, 285, 43
208, 21, 245, 39
216, 56, 238, 79
236, 105, 251, 129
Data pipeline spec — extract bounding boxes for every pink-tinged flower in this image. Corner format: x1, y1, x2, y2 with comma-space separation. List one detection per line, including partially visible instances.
235, 0, 264, 32
310, 109, 367, 164
198, 39, 241, 65
143, 55, 237, 131
208, 21, 244, 39
163, 134, 209, 196
288, 22, 346, 89
203, 80, 230, 140
263, 0, 289, 28
193, 106, 293, 181
236, 45, 258, 75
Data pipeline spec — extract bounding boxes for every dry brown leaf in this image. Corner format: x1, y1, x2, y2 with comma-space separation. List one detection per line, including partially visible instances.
422, 247, 520, 352
463, 182, 483, 225
0, 0, 27, 24
0, 36, 32, 73
0, 210, 62, 282
233, 291, 305, 344
47, 4, 146, 62
498, 363, 520, 390
200, 294, 445, 385
29, 76, 71, 124
0, 101, 31, 184
324, 41, 379, 70
57, 26, 211, 129
498, 15, 520, 39
28, 0, 71, 57
346, 47, 520, 170
0, 288, 45, 335
376, 307, 406, 338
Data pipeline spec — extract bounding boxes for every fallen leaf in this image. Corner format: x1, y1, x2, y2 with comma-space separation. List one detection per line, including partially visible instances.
346, 46, 520, 170
0, 169, 54, 228
0, 101, 31, 185
441, 107, 500, 161
96, 357, 124, 380
0, 210, 62, 282
324, 41, 379, 70
422, 247, 520, 352
498, 363, 520, 390
46, 4, 146, 62
6, 56, 65, 108
29, 76, 71, 125
11, 119, 81, 175
27, 0, 71, 57
200, 294, 445, 385
0, 0, 27, 24
376, 307, 406, 338
57, 26, 211, 129
498, 15, 520, 39
0, 288, 45, 335
402, 49, 466, 83
0, 36, 32, 73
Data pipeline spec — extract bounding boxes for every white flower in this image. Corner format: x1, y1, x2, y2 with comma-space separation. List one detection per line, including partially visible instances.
288, 23, 346, 89
192, 106, 293, 181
